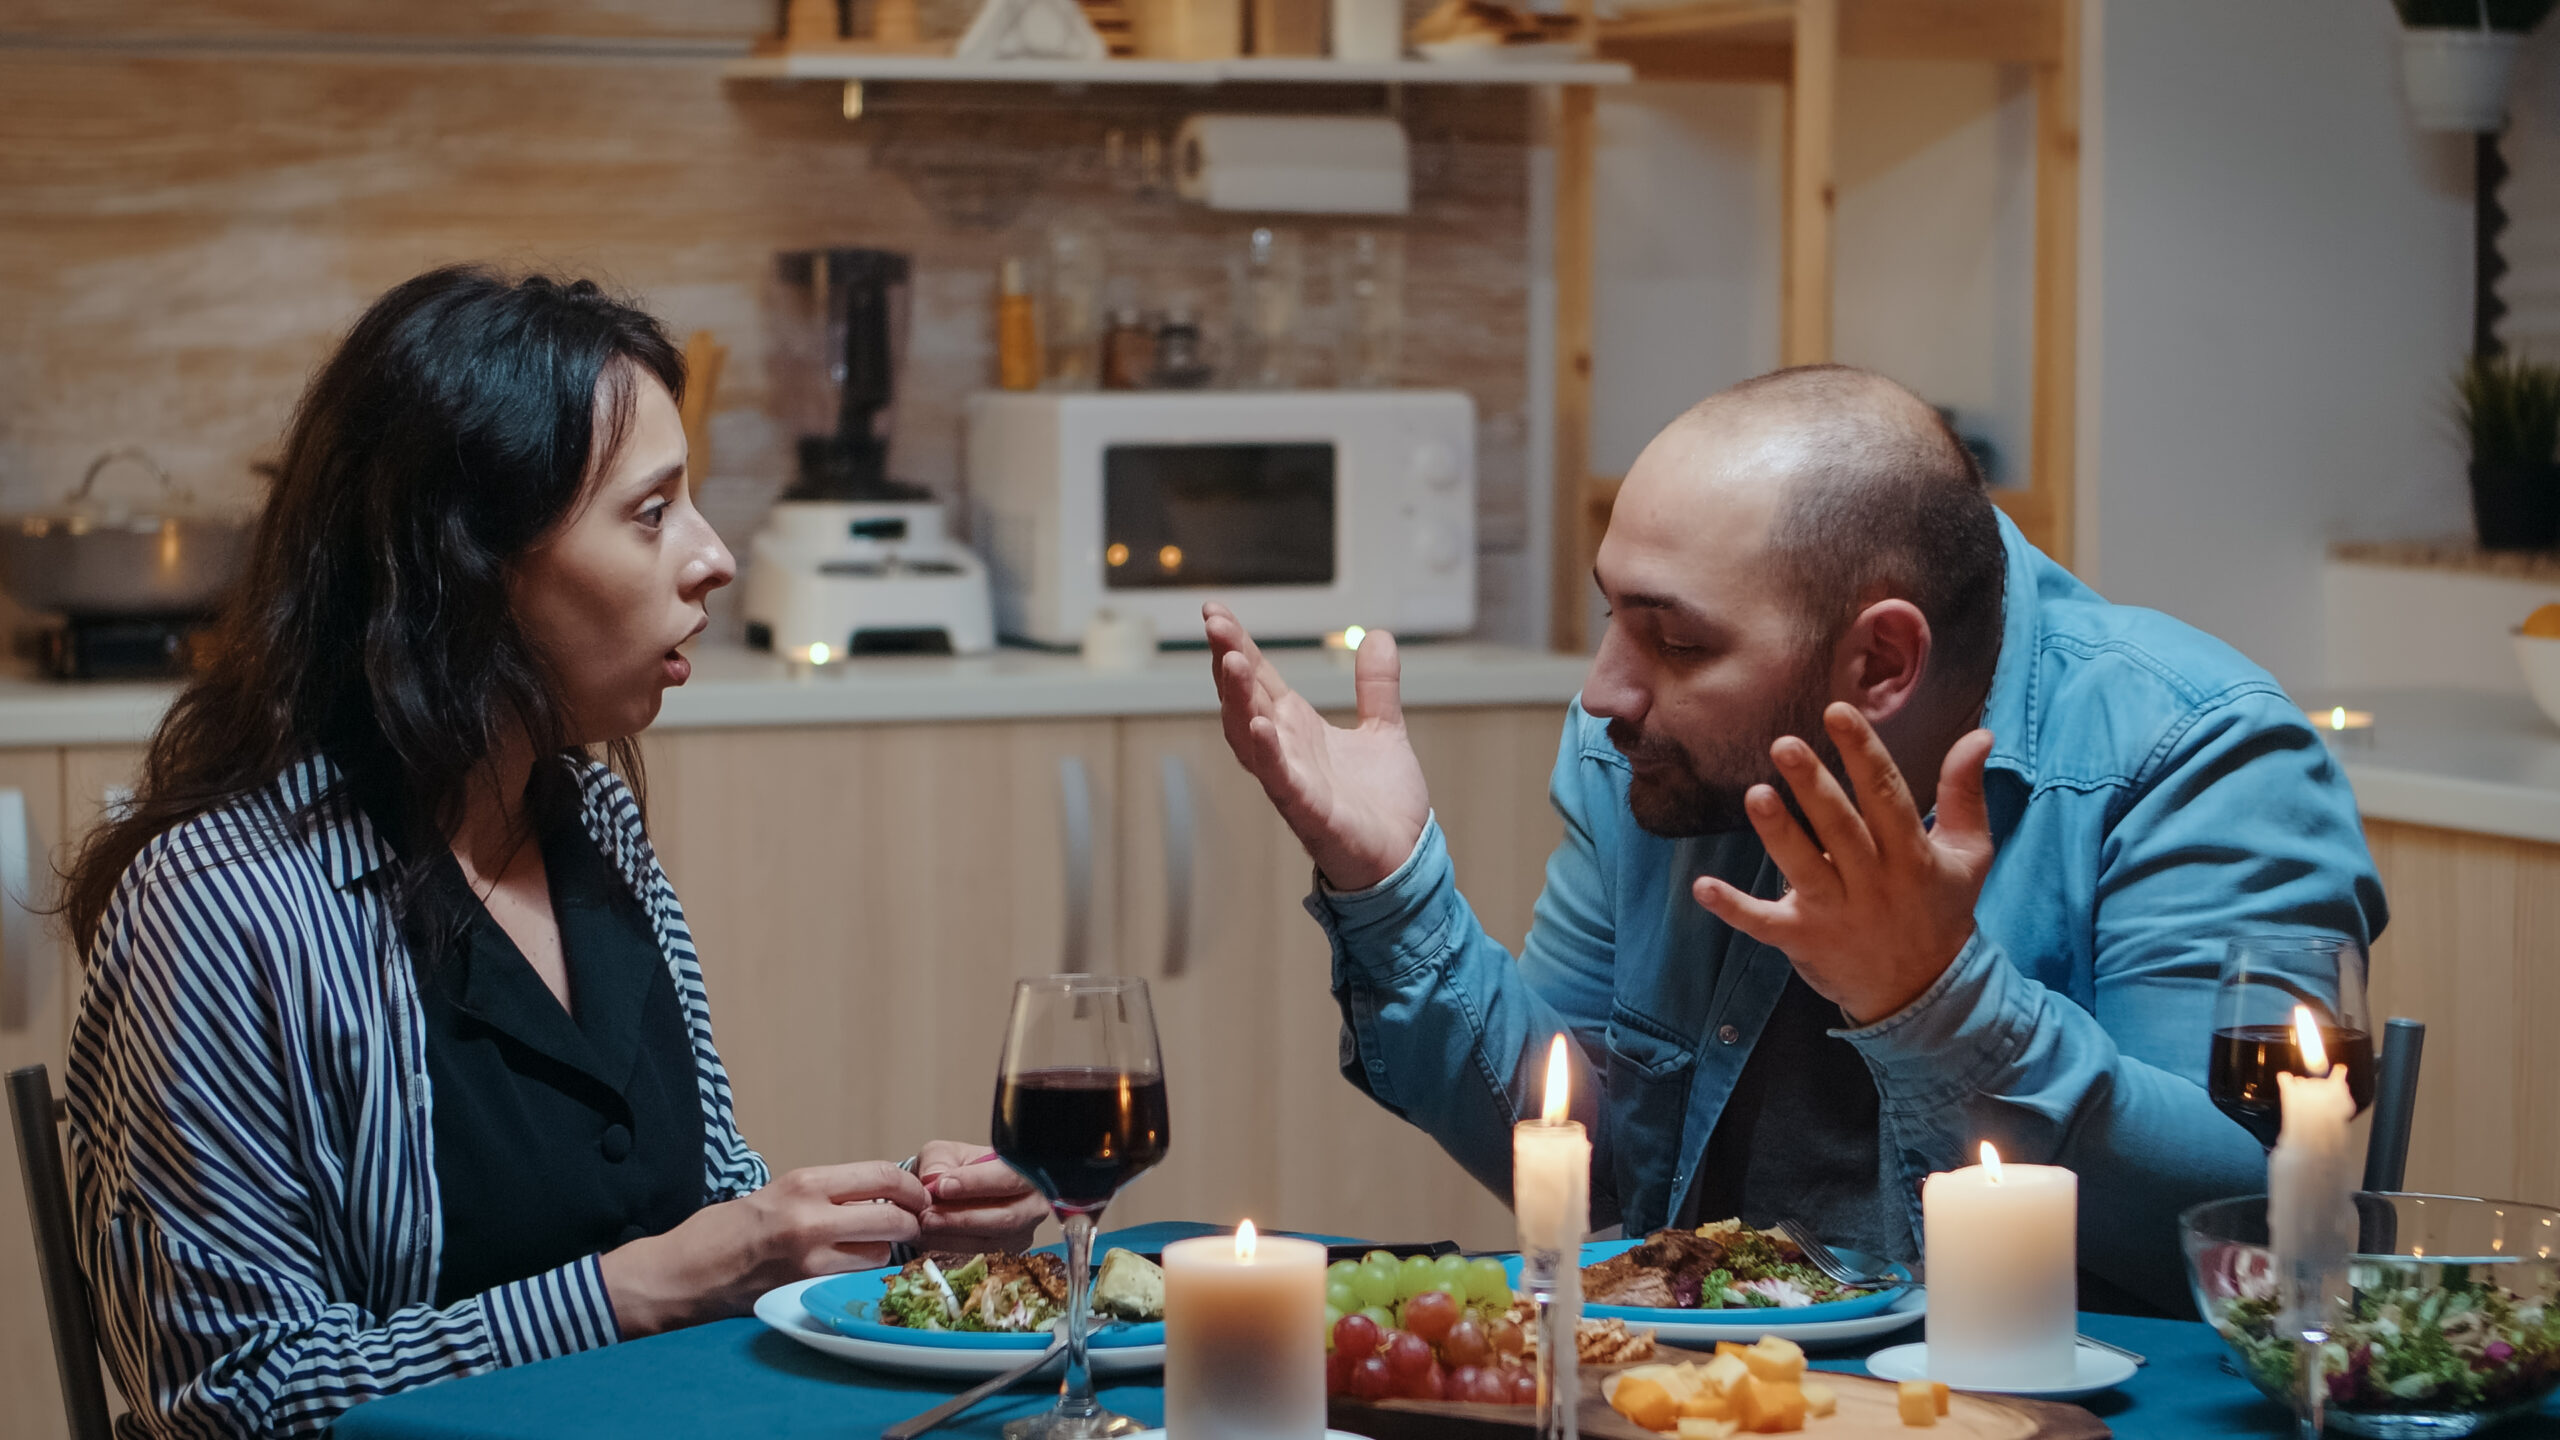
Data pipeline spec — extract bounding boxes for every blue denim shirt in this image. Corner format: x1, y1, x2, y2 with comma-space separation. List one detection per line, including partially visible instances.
1309, 514, 2387, 1310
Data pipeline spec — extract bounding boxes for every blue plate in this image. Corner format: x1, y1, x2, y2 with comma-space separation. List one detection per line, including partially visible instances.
1503, 1238, 1912, 1326
800, 1267, 1167, 1350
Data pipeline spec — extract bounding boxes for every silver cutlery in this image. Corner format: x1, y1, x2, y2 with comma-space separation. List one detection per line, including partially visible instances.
879, 1321, 1130, 1440
1775, 1217, 2147, 1368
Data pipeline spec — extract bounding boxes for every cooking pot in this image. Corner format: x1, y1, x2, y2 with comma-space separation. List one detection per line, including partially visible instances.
0, 448, 254, 618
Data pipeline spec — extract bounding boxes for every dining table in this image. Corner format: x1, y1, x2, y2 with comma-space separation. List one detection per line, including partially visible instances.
331, 1221, 2560, 1440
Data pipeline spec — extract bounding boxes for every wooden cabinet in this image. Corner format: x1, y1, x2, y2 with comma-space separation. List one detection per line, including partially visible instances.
2, 744, 144, 1440
645, 705, 1564, 1248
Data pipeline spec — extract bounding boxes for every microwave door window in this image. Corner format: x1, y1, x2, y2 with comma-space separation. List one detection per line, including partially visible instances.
1103, 443, 1336, 589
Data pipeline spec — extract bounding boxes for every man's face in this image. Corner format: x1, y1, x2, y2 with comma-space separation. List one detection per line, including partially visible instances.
1583, 421, 1841, 838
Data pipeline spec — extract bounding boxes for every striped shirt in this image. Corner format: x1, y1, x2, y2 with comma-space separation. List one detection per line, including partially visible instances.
65, 756, 770, 1439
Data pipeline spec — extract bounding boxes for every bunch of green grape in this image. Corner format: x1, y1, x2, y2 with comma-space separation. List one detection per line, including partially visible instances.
1323, 1252, 1516, 1345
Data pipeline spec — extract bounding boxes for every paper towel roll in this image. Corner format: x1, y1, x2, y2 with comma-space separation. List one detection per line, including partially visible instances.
1174, 115, 1411, 216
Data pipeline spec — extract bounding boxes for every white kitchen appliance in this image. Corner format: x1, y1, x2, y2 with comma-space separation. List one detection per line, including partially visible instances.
739, 497, 996, 658
966, 389, 1475, 648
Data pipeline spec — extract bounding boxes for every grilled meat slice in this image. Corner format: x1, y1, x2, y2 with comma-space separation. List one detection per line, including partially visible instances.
1581, 1227, 1737, 1306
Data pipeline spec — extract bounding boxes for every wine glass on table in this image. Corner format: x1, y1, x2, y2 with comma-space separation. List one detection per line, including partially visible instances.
991, 975, 1172, 1440
2208, 935, 2376, 1150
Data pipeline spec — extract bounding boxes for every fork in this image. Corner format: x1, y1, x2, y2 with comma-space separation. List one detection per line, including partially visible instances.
1773, 1217, 2147, 1368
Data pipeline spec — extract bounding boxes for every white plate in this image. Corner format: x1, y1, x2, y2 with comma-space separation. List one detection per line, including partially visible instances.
1863, 1341, 2137, 1401
1646, 1290, 1926, 1348
754, 1277, 1167, 1379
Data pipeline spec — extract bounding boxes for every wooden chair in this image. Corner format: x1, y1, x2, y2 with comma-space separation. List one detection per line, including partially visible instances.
8, 1063, 112, 1440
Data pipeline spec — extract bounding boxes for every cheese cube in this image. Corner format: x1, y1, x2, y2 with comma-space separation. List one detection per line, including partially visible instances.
1897, 1379, 1938, 1427
1740, 1337, 1806, 1384
1676, 1420, 1739, 1440
1736, 1377, 1805, 1434
1612, 1375, 1678, 1432
1698, 1353, 1750, 1396
1677, 1386, 1734, 1422
1800, 1381, 1836, 1419
1933, 1381, 1951, 1416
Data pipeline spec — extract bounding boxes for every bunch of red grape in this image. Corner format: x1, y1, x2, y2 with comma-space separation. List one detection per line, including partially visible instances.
1323, 1252, 1536, 1406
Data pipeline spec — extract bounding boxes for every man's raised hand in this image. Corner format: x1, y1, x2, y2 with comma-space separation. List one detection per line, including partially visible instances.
1203, 603, 1431, 892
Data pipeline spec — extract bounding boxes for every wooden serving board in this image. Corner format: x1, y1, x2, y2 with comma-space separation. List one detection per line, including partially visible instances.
1329, 1353, 2108, 1440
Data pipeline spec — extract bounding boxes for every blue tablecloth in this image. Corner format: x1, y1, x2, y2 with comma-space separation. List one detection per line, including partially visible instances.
334, 1223, 2560, 1440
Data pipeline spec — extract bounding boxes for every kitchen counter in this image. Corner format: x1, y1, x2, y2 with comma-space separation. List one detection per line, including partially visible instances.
0, 640, 1594, 747
2326, 686, 2560, 846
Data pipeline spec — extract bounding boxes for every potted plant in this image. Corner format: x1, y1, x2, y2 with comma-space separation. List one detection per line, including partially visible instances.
2394, 0, 2556, 132
2456, 353, 2560, 549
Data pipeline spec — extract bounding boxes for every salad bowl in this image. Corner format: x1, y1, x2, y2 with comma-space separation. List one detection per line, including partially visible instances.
2181, 1193, 2560, 1437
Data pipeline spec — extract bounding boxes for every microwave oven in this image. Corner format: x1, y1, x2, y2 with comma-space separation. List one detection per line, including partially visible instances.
966, 389, 1476, 648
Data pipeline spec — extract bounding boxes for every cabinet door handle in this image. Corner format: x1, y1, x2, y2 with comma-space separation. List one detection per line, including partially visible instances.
1159, 753, 1195, 979
1058, 755, 1094, 975
0, 789, 34, 1033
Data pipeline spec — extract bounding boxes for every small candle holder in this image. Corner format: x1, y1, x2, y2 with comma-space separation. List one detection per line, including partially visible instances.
2305, 706, 2377, 749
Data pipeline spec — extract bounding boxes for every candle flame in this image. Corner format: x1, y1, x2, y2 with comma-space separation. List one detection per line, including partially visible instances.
2331, 707, 2348, 730
1542, 1035, 1571, 1124
1980, 1141, 2004, 1184
2293, 1005, 2332, 1077
1235, 1218, 1257, 1262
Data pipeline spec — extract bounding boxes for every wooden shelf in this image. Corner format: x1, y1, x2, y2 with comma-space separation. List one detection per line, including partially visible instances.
721, 53, 1633, 85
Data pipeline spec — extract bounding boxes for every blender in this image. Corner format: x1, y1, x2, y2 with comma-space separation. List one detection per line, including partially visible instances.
740, 247, 995, 660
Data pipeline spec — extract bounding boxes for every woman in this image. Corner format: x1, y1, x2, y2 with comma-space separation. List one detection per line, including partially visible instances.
59, 267, 1045, 1439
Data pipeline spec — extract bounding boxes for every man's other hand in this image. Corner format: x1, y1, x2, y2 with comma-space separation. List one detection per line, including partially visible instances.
1691, 703, 1996, 1025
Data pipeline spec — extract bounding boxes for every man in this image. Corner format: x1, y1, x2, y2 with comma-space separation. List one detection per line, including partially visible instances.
1204, 365, 2384, 1312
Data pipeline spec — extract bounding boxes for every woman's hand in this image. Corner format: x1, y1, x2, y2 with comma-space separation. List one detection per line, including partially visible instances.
600, 1161, 928, 1338
915, 1140, 1046, 1252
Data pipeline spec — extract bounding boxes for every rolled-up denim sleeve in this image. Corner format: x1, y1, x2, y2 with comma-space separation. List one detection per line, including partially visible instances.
1309, 703, 1624, 1219
1841, 690, 2386, 1311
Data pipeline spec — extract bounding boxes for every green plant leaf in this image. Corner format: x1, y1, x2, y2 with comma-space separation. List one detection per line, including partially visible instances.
2455, 354, 2560, 466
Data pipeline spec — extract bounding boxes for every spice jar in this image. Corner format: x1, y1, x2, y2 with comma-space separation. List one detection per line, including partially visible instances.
1102, 307, 1157, 390
1152, 305, 1212, 389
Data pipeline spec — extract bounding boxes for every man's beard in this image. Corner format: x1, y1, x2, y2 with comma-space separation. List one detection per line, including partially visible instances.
1606, 654, 1844, 839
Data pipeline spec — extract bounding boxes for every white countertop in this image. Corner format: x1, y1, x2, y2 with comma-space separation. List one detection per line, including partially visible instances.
0, 641, 1593, 747
15, 661, 2556, 847
2327, 687, 2560, 845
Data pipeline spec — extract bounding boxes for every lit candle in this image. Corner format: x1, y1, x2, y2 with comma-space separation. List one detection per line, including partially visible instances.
1163, 1221, 1327, 1440
2269, 1006, 2357, 1416
2305, 706, 2376, 747
1514, 1036, 1588, 1440
1922, 1143, 2078, 1389
1513, 1035, 1590, 1280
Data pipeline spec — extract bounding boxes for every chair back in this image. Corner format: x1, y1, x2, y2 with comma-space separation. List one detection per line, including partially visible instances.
8, 1063, 113, 1440
2362, 1017, 2426, 1193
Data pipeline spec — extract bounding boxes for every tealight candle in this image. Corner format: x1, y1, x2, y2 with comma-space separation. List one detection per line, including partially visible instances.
1513, 1036, 1588, 1440
1163, 1221, 1327, 1440
2306, 706, 2376, 747
1922, 1143, 2078, 1389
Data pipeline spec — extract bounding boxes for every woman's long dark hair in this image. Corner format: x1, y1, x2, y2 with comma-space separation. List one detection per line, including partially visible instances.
61, 265, 685, 955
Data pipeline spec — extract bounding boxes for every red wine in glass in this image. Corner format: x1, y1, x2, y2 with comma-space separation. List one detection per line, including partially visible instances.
2210, 935, 2372, 1150
2208, 1023, 2378, 1148
991, 1066, 1171, 1212
989, 976, 1167, 1440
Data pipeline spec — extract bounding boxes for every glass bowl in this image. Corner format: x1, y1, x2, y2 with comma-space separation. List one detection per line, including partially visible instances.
2181, 1193, 2560, 1437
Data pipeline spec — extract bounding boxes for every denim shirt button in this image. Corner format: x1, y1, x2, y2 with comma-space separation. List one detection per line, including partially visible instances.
1717, 1024, 1741, 1045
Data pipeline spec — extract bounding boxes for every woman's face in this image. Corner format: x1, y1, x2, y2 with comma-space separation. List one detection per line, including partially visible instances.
512, 368, 735, 745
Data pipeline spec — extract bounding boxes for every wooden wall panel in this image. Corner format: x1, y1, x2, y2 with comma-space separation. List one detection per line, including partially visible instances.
0, 44, 1532, 595
2364, 819, 2560, 1207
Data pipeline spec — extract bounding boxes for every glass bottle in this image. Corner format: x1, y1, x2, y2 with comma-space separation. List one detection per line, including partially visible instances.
996, 257, 1041, 391
1231, 226, 1303, 390
1333, 230, 1404, 389
1044, 212, 1106, 390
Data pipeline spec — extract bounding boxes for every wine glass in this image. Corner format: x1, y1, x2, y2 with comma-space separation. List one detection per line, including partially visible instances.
2208, 934, 2374, 1149
990, 976, 1171, 1440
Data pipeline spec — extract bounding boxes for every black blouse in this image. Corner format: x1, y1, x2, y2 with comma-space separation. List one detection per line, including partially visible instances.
416, 804, 707, 1309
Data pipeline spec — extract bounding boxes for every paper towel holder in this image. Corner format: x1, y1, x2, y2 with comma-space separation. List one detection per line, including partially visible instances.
1174, 113, 1411, 215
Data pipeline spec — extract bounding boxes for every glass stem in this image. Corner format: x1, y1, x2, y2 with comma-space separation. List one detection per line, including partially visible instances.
1059, 1209, 1101, 1420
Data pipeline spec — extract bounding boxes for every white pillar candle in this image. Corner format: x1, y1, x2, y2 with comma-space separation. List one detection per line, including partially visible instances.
1163, 1222, 1327, 1440
1513, 1035, 1591, 1275
2270, 1007, 2357, 1333
1922, 1143, 2078, 1389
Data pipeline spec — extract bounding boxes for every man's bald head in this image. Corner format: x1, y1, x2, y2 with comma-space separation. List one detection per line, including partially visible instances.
1672, 364, 2008, 697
